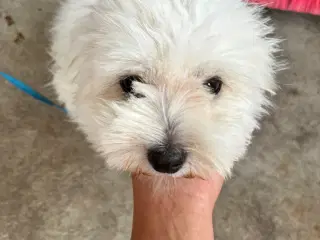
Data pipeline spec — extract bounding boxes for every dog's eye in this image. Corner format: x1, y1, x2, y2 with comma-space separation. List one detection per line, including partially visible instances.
120, 75, 143, 94
203, 76, 223, 94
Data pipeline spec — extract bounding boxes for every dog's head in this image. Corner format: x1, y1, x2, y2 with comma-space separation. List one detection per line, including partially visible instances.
74, 1, 280, 178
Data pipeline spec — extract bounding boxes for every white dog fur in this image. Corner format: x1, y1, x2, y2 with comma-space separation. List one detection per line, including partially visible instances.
50, 0, 280, 179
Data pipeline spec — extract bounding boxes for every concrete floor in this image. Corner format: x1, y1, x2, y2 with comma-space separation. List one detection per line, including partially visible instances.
0, 1, 319, 239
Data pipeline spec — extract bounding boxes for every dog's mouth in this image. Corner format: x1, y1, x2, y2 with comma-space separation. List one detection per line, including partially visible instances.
133, 171, 198, 179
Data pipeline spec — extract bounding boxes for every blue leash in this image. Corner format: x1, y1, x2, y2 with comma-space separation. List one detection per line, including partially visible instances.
0, 71, 67, 113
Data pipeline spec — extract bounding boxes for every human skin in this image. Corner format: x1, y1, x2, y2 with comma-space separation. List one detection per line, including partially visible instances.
131, 172, 224, 240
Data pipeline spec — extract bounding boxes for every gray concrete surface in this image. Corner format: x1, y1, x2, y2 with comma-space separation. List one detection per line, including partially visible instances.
0, 1, 319, 239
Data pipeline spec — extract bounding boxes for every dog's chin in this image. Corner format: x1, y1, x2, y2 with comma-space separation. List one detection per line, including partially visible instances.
132, 171, 199, 179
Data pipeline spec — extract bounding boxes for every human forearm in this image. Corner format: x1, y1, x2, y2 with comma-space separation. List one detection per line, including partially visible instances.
131, 174, 223, 240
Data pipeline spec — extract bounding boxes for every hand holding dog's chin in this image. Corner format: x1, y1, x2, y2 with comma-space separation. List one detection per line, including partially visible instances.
131, 172, 223, 240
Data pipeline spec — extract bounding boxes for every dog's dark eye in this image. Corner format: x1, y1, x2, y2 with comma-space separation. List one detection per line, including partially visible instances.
120, 75, 143, 95
203, 76, 223, 94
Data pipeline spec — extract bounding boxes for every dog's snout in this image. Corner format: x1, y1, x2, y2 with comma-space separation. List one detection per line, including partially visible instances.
147, 145, 187, 174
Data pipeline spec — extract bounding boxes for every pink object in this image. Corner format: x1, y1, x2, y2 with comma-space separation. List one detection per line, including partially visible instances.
247, 0, 320, 15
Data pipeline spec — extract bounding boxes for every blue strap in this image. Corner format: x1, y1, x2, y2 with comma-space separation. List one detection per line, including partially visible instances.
0, 71, 67, 113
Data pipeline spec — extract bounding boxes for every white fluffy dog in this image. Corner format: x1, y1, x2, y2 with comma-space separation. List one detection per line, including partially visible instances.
50, 0, 280, 179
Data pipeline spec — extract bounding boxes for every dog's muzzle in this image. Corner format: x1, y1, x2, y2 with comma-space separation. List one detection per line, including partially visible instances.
147, 144, 187, 174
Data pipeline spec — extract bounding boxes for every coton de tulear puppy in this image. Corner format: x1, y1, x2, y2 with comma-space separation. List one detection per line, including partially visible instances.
50, 0, 280, 179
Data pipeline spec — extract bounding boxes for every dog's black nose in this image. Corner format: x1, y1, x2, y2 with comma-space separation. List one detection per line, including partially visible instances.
147, 145, 187, 174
